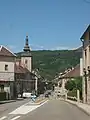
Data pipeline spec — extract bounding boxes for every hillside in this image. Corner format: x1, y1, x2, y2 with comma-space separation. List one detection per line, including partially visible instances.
16, 48, 81, 81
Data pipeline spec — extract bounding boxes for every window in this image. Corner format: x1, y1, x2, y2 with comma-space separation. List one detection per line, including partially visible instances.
89, 32, 90, 40
5, 64, 8, 71
85, 49, 87, 57
89, 46, 90, 52
25, 59, 28, 64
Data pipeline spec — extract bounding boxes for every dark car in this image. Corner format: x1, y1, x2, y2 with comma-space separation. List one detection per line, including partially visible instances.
45, 94, 49, 98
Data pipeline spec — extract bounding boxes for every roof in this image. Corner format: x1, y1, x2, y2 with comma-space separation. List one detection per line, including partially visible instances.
80, 25, 90, 39
0, 45, 16, 57
14, 64, 30, 74
60, 64, 80, 78
20, 51, 32, 57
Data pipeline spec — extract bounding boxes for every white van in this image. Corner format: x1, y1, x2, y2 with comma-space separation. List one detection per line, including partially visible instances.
23, 92, 32, 98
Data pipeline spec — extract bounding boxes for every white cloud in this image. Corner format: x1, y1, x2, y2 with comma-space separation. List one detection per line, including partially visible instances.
30, 44, 71, 50
8, 45, 16, 49
30, 44, 45, 50
54, 46, 69, 50
7, 45, 20, 52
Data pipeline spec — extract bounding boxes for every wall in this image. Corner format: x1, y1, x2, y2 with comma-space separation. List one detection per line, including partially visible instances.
80, 58, 83, 76
21, 57, 32, 72
0, 61, 14, 81
0, 55, 15, 82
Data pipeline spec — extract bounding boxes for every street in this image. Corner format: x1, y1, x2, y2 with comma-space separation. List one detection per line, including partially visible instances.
0, 99, 90, 120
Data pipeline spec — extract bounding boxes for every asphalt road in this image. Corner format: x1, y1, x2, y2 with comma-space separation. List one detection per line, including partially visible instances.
0, 99, 90, 120
0, 99, 30, 116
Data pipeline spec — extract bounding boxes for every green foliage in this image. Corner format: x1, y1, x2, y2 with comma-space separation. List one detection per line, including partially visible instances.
16, 49, 81, 81
67, 89, 77, 97
65, 80, 76, 91
65, 77, 82, 92
65, 77, 82, 99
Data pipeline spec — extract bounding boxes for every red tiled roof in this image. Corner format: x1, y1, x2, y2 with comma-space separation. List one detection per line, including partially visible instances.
14, 64, 30, 74
0, 45, 16, 57
60, 64, 80, 78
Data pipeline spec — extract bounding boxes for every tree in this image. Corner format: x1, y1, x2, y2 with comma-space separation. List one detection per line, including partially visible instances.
65, 80, 76, 91
65, 77, 82, 99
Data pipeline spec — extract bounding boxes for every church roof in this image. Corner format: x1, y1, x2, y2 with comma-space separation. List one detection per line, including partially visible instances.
15, 64, 30, 73
20, 51, 32, 57
20, 36, 32, 57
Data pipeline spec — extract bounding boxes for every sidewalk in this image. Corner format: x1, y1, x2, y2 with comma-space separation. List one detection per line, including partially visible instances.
66, 99, 90, 116
0, 98, 24, 104
0, 100, 16, 104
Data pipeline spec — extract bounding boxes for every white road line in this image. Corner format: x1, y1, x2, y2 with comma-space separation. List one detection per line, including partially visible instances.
10, 116, 20, 120
0, 116, 7, 120
9, 100, 48, 115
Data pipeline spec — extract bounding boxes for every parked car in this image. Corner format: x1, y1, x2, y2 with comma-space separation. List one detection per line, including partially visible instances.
45, 93, 49, 98
23, 92, 32, 98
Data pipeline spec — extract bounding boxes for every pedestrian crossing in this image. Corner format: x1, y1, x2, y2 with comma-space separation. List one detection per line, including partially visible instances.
0, 115, 20, 120
0, 100, 48, 120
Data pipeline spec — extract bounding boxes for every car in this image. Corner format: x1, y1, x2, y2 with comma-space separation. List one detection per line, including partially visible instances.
45, 94, 49, 98
23, 92, 32, 98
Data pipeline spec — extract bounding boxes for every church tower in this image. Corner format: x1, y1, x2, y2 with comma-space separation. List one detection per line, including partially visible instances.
21, 36, 32, 72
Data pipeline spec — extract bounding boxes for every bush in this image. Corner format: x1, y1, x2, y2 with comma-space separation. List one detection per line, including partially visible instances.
65, 80, 76, 91
67, 89, 77, 97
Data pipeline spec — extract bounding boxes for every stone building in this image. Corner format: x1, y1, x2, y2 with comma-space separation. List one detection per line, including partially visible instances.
59, 64, 80, 89
80, 25, 90, 103
14, 36, 35, 97
0, 36, 36, 99
0, 45, 16, 99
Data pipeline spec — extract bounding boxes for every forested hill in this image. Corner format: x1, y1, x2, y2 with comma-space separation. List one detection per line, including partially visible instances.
16, 47, 82, 81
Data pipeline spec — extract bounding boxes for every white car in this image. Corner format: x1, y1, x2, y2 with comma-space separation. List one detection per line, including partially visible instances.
23, 92, 32, 98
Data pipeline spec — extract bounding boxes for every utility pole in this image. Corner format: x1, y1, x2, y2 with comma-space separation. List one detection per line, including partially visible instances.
35, 76, 38, 95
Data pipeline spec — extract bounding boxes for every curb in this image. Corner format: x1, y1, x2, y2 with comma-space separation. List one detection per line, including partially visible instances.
66, 100, 90, 116
30, 99, 47, 105
0, 100, 16, 104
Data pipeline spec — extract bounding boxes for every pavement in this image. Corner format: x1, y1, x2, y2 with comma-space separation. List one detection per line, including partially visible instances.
66, 99, 90, 116
0, 99, 90, 120
0, 98, 24, 104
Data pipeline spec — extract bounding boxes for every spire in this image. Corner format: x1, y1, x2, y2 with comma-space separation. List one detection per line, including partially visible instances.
23, 36, 30, 52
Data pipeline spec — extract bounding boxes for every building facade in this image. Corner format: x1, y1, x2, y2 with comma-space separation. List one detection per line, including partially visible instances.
80, 25, 90, 103
0, 36, 36, 99
0, 45, 16, 99
15, 36, 35, 97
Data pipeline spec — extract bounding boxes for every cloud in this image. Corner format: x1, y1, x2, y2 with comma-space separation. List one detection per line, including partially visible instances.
53, 46, 70, 50
30, 44, 71, 50
8, 45, 16, 49
7, 45, 20, 52
30, 44, 45, 50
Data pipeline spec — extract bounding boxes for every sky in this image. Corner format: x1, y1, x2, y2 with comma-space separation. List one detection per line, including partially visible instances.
0, 0, 90, 52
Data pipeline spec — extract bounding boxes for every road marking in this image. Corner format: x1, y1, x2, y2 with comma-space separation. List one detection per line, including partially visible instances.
10, 116, 20, 120
0, 116, 7, 120
9, 100, 48, 115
